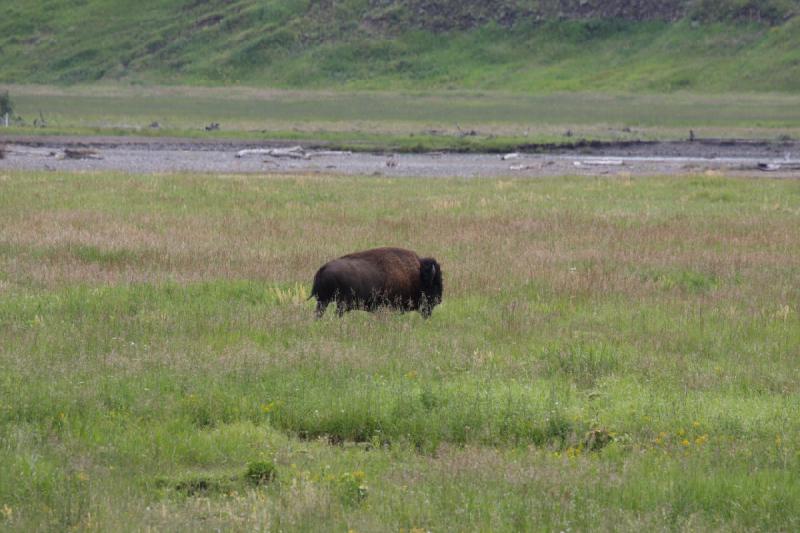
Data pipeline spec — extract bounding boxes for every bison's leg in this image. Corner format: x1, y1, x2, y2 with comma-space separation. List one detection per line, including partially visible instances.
315, 299, 329, 318
419, 295, 432, 318
336, 289, 361, 316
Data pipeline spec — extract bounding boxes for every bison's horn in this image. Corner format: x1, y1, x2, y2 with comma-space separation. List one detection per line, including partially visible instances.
431, 264, 436, 277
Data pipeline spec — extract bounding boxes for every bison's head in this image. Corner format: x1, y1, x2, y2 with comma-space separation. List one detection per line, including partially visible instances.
420, 258, 443, 317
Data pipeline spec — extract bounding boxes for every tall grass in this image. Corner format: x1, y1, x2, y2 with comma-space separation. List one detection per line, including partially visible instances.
1, 171, 799, 530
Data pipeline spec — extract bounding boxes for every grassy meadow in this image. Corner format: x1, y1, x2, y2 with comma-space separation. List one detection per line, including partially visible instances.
5, 85, 800, 151
1, 170, 799, 530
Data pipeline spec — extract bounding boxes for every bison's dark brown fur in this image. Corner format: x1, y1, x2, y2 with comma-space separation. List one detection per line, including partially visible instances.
311, 247, 443, 318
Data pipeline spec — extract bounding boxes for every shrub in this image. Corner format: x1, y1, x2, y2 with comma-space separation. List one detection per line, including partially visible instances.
337, 471, 367, 506
245, 460, 277, 485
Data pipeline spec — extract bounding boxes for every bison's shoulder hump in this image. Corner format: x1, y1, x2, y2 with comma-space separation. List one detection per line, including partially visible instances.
341, 247, 417, 260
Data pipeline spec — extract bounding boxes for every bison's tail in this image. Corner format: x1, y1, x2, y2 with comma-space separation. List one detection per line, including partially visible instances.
308, 266, 324, 300
308, 281, 318, 300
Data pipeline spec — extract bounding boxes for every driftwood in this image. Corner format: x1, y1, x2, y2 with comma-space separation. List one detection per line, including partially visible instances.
757, 162, 800, 172
56, 149, 102, 160
500, 152, 520, 161
236, 146, 307, 159
573, 160, 624, 167
237, 148, 278, 158
236, 147, 353, 159
309, 150, 352, 157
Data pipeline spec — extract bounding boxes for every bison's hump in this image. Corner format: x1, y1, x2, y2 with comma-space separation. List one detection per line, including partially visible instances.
340, 247, 420, 262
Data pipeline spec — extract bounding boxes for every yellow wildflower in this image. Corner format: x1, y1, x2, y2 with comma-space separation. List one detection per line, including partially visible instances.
681, 439, 690, 447
261, 401, 279, 414
1, 505, 12, 520
566, 446, 582, 458
692, 421, 701, 428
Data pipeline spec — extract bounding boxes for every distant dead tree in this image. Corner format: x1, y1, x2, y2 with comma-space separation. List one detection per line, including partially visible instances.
0, 90, 13, 127
33, 110, 47, 128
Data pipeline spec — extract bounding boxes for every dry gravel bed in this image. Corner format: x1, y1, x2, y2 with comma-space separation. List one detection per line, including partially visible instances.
2, 135, 799, 178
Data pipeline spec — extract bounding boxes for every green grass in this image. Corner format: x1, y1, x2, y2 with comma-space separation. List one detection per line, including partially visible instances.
1, 1, 799, 92
5, 85, 800, 150
1, 170, 799, 530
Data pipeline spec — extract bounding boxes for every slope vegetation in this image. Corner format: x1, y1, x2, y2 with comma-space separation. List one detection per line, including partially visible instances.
1, 0, 798, 91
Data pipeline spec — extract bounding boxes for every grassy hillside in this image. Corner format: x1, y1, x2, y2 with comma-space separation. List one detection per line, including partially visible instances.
1, 0, 799, 92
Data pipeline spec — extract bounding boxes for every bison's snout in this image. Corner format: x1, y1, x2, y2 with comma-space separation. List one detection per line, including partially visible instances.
311, 247, 443, 318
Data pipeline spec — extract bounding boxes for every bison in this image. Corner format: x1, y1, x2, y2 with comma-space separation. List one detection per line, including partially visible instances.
310, 247, 443, 318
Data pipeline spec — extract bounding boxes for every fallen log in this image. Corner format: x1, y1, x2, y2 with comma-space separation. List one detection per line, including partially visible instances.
56, 149, 103, 160
237, 148, 273, 158
757, 162, 800, 172
573, 160, 624, 167
236, 146, 307, 159
307, 150, 353, 157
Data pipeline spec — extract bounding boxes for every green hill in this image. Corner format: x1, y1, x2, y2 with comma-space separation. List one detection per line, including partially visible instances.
1, 0, 799, 92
